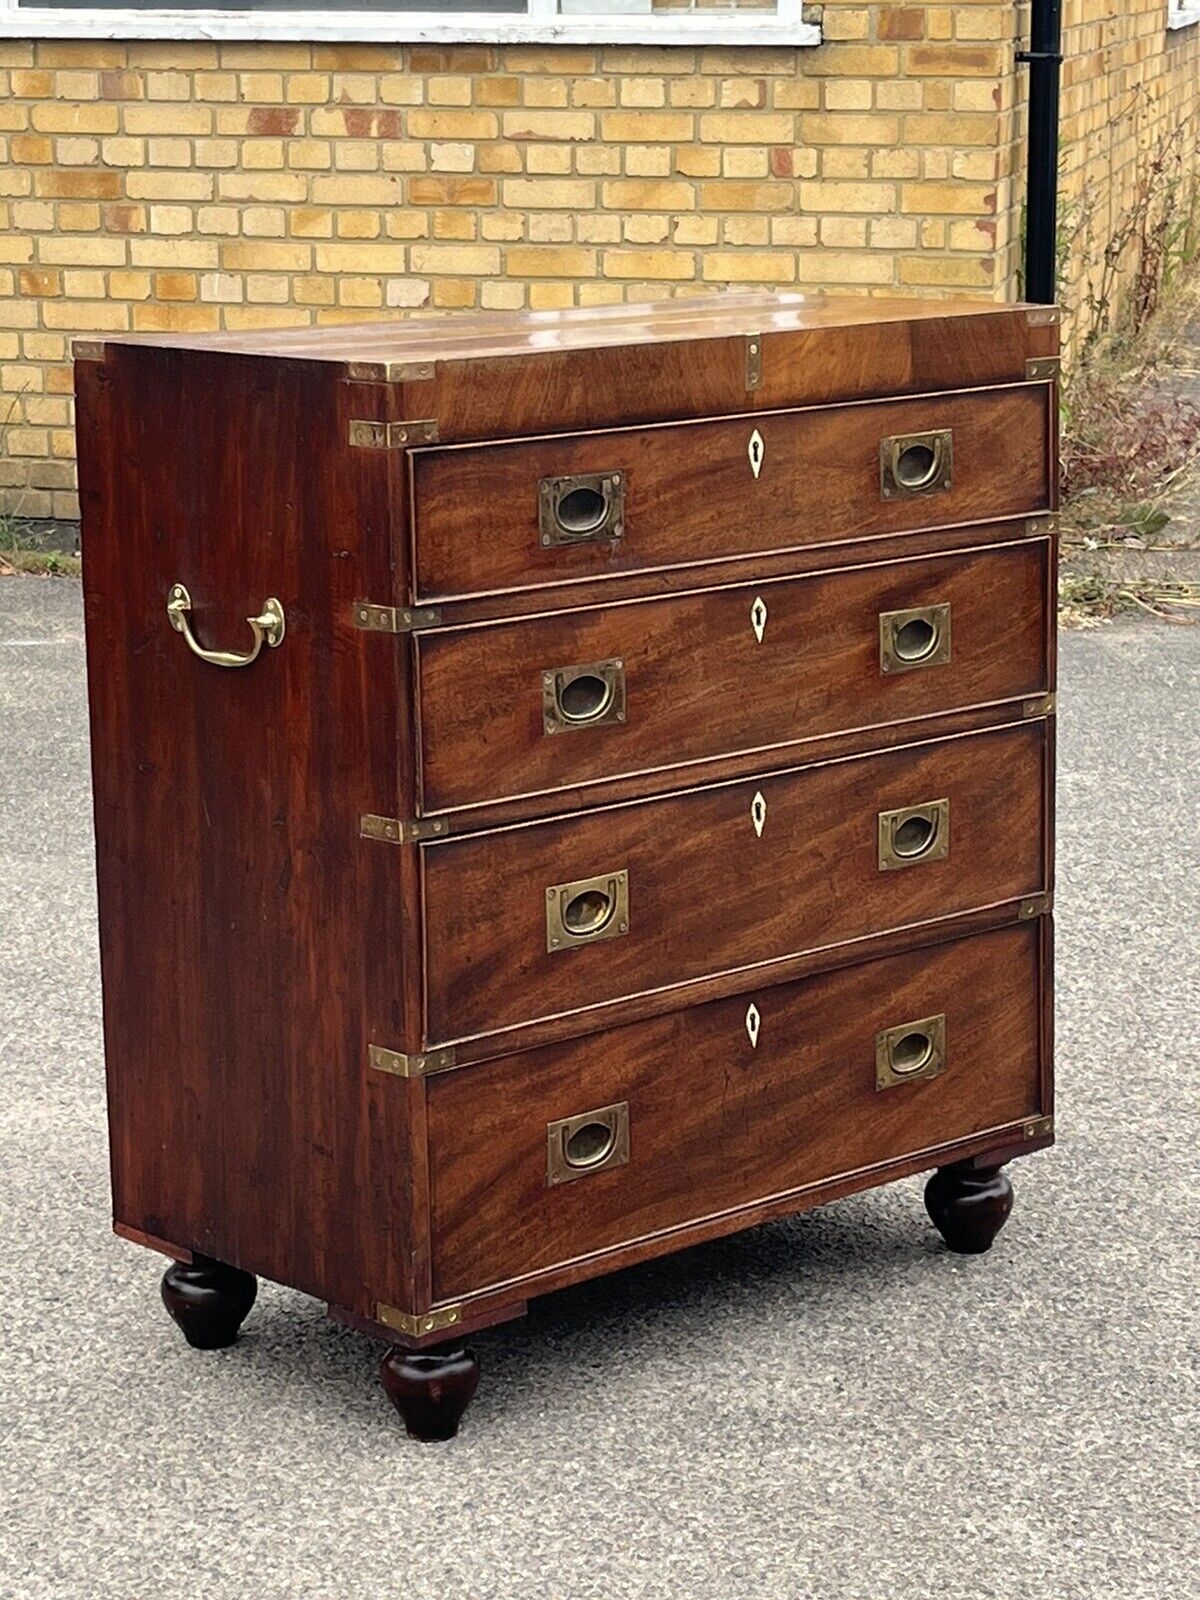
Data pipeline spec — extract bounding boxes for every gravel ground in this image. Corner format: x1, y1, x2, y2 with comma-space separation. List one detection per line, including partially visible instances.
1, 576, 1196, 1600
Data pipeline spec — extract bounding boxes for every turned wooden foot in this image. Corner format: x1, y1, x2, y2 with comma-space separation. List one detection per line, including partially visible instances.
925, 1161, 1014, 1254
380, 1342, 480, 1442
161, 1256, 258, 1349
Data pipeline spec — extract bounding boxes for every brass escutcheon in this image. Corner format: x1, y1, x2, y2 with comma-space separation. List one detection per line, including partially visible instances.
538, 472, 625, 547
880, 429, 953, 500
879, 602, 952, 674
542, 659, 626, 735
875, 1013, 947, 1090
546, 1101, 630, 1186
545, 869, 629, 952
877, 798, 950, 870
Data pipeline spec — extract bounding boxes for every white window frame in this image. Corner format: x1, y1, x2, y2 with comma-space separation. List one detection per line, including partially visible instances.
0, 0, 821, 46
1168, 0, 1200, 28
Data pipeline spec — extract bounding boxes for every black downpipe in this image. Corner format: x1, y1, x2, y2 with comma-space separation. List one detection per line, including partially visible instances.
1017, 0, 1064, 304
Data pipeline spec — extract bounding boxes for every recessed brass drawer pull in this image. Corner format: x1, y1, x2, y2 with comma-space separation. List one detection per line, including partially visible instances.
166, 583, 285, 668
542, 658, 626, 735
877, 798, 949, 870
879, 602, 952, 674
546, 1101, 630, 1185
875, 1013, 946, 1090
880, 429, 953, 499
546, 869, 629, 952
538, 471, 625, 547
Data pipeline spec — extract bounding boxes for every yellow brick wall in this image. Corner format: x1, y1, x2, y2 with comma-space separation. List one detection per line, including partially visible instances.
0, 3, 1191, 520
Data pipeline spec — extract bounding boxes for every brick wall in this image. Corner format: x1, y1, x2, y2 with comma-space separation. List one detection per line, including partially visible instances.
1050, 0, 1200, 335
0, 2, 1194, 521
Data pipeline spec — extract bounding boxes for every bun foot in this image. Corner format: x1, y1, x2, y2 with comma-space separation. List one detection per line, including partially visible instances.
380, 1342, 480, 1442
925, 1162, 1014, 1254
161, 1256, 258, 1349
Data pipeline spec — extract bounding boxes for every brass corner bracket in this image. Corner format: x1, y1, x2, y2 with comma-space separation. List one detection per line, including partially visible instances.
1018, 893, 1052, 919
369, 1042, 457, 1079
348, 418, 439, 449
351, 601, 441, 632
360, 812, 449, 844
376, 1302, 462, 1339
1025, 306, 1062, 327
73, 339, 106, 362
1026, 356, 1061, 381
1025, 513, 1060, 537
1022, 692, 1056, 718
344, 360, 436, 384
1021, 1115, 1054, 1140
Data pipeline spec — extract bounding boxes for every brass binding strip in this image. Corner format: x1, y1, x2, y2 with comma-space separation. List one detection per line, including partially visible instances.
348, 418, 439, 448
745, 333, 762, 391
360, 813, 448, 843
369, 1042, 457, 1079
376, 1302, 462, 1338
351, 601, 441, 632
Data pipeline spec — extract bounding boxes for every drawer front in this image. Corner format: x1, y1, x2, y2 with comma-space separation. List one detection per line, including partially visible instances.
428, 921, 1045, 1299
416, 541, 1049, 813
421, 721, 1047, 1041
409, 384, 1053, 602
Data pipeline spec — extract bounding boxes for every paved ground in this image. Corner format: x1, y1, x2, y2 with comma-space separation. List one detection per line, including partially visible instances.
1, 577, 1196, 1600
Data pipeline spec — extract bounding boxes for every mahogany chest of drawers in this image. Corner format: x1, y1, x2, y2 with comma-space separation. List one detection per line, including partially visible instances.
76, 292, 1057, 1441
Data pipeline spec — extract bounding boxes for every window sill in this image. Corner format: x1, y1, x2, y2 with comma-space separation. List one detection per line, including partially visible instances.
1168, 3, 1200, 27
0, 7, 823, 46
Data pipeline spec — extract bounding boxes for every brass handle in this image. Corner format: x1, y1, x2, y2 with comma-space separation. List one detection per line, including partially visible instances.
547, 1101, 630, 1185
167, 583, 285, 668
875, 1014, 946, 1090
546, 870, 629, 952
542, 658, 626, 735
879, 602, 952, 674
538, 472, 625, 547
880, 429, 953, 499
877, 798, 950, 870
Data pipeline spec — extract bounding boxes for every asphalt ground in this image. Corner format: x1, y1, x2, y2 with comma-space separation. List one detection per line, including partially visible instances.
1, 576, 1196, 1600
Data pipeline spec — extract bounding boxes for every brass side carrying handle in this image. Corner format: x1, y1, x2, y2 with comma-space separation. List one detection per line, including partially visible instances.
875, 1013, 946, 1090
877, 798, 950, 870
538, 471, 625, 547
546, 1101, 630, 1185
879, 603, 951, 674
167, 583, 285, 668
880, 429, 953, 499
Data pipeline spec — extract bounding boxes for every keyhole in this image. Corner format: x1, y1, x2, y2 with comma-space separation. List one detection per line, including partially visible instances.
751, 791, 767, 838
751, 596, 767, 644
748, 428, 765, 480
745, 1003, 761, 1049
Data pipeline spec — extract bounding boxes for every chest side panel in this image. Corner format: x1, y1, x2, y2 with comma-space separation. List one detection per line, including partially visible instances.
78, 347, 412, 1313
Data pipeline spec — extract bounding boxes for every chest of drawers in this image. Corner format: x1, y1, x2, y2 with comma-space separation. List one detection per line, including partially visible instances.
76, 292, 1057, 1441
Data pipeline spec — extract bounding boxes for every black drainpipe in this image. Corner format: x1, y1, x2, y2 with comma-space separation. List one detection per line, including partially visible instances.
1017, 0, 1064, 304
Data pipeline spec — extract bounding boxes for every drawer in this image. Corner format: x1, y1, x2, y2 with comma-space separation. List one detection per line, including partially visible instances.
421, 720, 1048, 1042
416, 541, 1050, 813
427, 921, 1046, 1300
409, 383, 1053, 602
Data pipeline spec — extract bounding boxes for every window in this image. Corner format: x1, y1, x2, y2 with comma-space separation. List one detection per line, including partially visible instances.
1168, 0, 1200, 28
0, 0, 821, 45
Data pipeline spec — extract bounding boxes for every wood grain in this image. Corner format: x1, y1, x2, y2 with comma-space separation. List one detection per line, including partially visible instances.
416, 540, 1050, 813
410, 383, 1052, 601
421, 721, 1048, 1043
427, 921, 1043, 1300
77, 345, 417, 1317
